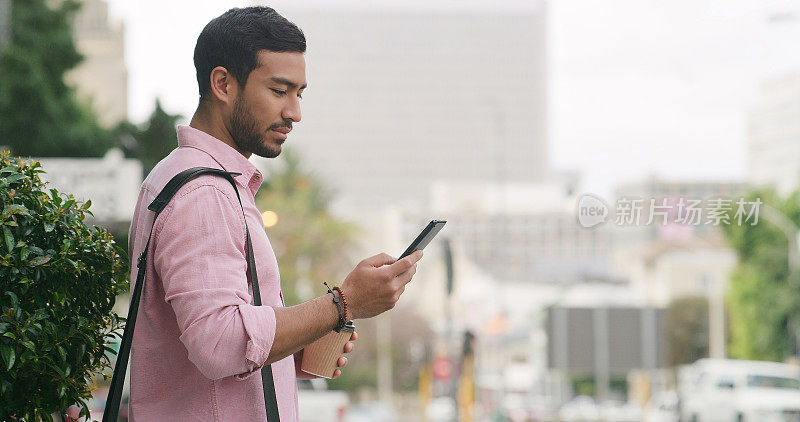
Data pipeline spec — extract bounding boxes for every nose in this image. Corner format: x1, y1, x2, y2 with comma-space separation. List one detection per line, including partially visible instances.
282, 96, 301, 123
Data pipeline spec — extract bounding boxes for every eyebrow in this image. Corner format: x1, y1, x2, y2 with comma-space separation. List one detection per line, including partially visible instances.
270, 76, 307, 90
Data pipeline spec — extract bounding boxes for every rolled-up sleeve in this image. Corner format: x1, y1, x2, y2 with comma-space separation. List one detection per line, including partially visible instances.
153, 182, 276, 381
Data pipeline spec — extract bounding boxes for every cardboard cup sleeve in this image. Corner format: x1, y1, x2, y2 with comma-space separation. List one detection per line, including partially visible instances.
301, 321, 355, 379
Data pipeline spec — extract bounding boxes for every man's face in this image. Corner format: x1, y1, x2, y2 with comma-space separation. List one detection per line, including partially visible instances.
229, 50, 306, 158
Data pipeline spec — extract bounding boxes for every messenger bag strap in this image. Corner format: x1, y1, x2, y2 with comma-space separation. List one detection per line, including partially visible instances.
103, 167, 280, 422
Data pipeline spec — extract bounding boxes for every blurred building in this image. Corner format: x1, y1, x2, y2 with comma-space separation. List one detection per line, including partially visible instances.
403, 180, 613, 285
614, 236, 736, 308
748, 72, 800, 195
610, 176, 741, 360
612, 175, 745, 247
64, 0, 128, 128
265, 3, 549, 210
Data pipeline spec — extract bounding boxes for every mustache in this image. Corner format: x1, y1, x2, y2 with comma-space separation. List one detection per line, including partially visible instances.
269, 122, 292, 130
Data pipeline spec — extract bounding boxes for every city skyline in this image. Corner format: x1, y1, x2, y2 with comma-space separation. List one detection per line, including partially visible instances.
103, 0, 800, 197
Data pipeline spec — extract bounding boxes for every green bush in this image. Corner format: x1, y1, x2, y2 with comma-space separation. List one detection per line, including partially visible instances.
0, 152, 129, 421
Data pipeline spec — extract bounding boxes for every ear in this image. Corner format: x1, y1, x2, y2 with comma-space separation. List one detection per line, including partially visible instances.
208, 66, 239, 105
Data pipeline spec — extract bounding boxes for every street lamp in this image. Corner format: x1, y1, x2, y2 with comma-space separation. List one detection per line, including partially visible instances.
261, 210, 278, 228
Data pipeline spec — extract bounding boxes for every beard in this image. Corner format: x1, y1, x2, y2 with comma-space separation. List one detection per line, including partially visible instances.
229, 95, 283, 158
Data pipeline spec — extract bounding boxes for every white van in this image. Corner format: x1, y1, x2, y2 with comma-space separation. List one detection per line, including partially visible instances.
678, 358, 800, 422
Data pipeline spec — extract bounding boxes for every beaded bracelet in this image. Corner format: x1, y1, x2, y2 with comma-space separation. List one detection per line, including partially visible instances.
332, 286, 349, 321
323, 281, 347, 332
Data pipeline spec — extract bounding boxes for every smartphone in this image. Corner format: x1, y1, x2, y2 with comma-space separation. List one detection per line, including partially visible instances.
398, 220, 447, 260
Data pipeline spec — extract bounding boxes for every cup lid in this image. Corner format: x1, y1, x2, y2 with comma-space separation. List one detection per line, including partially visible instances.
342, 320, 355, 332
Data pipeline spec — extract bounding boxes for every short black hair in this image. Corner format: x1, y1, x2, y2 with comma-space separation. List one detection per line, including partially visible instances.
194, 7, 306, 104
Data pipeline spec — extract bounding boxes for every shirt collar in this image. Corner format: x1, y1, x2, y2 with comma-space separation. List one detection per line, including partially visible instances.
176, 124, 264, 194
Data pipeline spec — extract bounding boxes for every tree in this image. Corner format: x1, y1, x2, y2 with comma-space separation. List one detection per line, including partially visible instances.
666, 297, 709, 367
116, 99, 181, 177
0, 151, 128, 420
723, 189, 800, 361
254, 148, 358, 307
0, 0, 115, 157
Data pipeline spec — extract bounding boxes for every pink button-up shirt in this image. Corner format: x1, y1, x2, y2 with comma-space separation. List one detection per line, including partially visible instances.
127, 124, 315, 421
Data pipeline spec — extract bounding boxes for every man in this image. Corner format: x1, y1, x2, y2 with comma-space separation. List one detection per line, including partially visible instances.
127, 7, 423, 421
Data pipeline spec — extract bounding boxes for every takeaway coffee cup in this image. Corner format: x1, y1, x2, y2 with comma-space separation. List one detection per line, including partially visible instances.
300, 321, 356, 379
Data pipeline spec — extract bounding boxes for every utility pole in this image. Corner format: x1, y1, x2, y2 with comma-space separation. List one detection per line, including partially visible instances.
443, 238, 459, 417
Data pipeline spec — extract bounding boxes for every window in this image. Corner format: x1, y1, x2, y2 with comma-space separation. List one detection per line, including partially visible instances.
746, 375, 800, 390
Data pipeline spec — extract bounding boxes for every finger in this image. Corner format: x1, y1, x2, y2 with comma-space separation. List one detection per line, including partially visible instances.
337, 356, 348, 367
362, 253, 397, 268
344, 341, 354, 353
350, 331, 358, 341
333, 369, 341, 379
388, 251, 422, 276
394, 263, 418, 286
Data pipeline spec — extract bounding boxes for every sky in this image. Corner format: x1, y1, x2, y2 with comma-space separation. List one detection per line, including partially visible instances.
104, 0, 800, 196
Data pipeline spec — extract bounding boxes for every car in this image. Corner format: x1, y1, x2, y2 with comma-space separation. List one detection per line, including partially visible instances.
559, 395, 600, 422
425, 396, 457, 422
297, 378, 349, 422
598, 399, 641, 422
679, 358, 800, 422
344, 401, 397, 422
644, 390, 679, 422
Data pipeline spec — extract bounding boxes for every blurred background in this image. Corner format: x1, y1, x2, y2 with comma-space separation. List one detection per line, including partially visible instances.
3, 0, 800, 421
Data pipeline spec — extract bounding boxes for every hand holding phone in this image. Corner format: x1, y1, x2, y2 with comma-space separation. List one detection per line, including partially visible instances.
398, 220, 446, 260
338, 220, 445, 320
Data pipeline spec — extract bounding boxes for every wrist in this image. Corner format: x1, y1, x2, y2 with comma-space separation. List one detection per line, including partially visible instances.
338, 284, 355, 320
332, 286, 349, 321
323, 281, 347, 332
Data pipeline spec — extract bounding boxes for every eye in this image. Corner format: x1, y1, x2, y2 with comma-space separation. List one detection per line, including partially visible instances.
297, 93, 303, 100
271, 89, 287, 96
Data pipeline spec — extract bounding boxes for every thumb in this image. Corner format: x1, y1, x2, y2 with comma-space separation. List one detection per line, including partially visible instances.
361, 253, 397, 268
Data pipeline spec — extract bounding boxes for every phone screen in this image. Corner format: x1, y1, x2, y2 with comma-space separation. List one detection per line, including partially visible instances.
398, 220, 447, 260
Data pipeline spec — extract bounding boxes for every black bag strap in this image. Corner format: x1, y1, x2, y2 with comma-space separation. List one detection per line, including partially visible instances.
103, 167, 280, 422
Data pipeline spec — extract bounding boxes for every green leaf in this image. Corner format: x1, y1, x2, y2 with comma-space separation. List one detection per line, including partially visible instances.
0, 345, 15, 371
49, 362, 66, 377
20, 340, 35, 352
5, 291, 18, 307
28, 256, 51, 266
44, 221, 54, 232
5, 174, 25, 184
81, 200, 92, 210
19, 350, 34, 365
8, 204, 30, 216
2, 226, 13, 252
